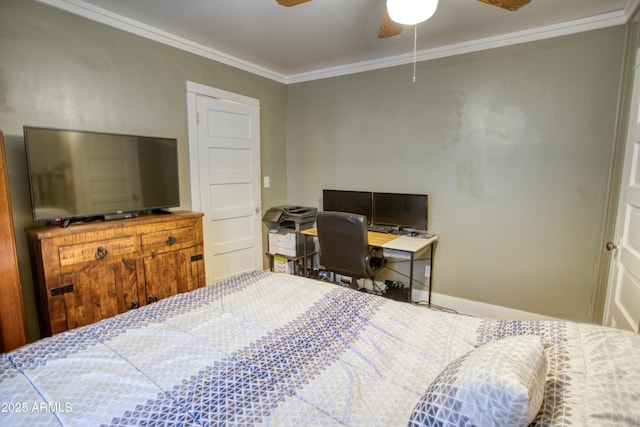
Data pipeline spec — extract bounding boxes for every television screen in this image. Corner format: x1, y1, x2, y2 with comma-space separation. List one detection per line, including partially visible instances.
372, 192, 428, 231
24, 126, 180, 224
322, 189, 373, 224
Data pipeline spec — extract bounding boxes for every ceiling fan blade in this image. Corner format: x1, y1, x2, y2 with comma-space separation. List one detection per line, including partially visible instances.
378, 7, 403, 39
276, 0, 312, 6
477, 0, 531, 11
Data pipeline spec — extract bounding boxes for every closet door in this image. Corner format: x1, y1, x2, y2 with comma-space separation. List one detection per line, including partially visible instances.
0, 131, 28, 352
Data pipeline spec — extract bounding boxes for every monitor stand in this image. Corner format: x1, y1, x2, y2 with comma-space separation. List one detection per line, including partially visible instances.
150, 209, 173, 215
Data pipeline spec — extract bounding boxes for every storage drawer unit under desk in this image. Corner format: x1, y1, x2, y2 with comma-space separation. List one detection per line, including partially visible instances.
268, 229, 305, 257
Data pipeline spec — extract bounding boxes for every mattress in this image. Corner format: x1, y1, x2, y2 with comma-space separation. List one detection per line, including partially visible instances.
1, 271, 639, 426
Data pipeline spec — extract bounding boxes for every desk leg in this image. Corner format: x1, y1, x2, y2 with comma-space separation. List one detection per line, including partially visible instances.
427, 254, 432, 305
303, 236, 308, 276
409, 253, 415, 303
427, 242, 436, 306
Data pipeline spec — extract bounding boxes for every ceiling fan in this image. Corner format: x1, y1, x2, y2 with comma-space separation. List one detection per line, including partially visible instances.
276, 0, 532, 38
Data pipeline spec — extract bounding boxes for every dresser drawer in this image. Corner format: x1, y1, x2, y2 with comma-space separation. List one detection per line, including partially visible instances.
58, 236, 137, 267
141, 226, 196, 256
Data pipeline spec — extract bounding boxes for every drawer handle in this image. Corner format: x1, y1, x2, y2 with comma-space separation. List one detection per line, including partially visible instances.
130, 300, 139, 309
166, 235, 177, 246
147, 294, 158, 304
95, 246, 108, 260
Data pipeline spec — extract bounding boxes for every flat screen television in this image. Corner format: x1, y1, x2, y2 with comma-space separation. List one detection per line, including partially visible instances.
24, 126, 180, 225
322, 189, 373, 224
372, 192, 428, 231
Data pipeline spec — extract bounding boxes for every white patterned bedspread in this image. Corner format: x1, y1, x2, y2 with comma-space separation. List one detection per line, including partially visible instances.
1, 271, 639, 426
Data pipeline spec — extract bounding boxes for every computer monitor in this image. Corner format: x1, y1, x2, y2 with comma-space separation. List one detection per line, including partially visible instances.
322, 189, 373, 224
372, 192, 428, 231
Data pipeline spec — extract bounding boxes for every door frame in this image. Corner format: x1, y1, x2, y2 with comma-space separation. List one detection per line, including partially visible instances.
602, 48, 640, 331
185, 81, 263, 279
186, 81, 260, 211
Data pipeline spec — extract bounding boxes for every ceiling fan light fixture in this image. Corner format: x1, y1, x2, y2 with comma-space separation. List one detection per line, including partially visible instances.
477, 0, 531, 11
386, 0, 439, 25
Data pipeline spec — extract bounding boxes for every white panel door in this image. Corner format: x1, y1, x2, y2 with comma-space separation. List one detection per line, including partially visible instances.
604, 48, 640, 333
195, 94, 262, 283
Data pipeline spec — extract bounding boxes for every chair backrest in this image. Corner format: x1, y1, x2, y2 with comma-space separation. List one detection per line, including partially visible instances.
316, 211, 369, 278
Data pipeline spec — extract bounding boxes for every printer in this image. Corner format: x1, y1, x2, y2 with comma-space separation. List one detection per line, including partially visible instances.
262, 205, 317, 232
263, 205, 317, 257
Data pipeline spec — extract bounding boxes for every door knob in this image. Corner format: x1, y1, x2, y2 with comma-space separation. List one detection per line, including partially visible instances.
606, 241, 619, 251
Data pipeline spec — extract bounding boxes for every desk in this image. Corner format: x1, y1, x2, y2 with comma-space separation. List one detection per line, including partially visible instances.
301, 228, 438, 304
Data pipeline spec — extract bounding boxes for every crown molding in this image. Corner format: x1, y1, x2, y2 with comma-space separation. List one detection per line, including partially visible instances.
287, 10, 626, 83
37, 0, 290, 84
38, 0, 626, 85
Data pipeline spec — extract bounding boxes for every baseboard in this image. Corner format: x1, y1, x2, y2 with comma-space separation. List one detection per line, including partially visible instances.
412, 288, 558, 321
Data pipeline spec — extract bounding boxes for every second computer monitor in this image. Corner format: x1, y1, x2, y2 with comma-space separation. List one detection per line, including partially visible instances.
322, 189, 373, 224
373, 192, 428, 231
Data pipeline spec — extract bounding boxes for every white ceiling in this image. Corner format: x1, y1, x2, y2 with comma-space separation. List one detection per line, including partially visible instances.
40, 0, 632, 83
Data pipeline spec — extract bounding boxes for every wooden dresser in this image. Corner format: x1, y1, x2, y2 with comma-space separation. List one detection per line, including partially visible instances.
0, 131, 28, 352
27, 211, 205, 337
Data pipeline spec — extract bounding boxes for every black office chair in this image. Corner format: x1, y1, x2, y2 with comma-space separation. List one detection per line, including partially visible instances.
316, 211, 388, 290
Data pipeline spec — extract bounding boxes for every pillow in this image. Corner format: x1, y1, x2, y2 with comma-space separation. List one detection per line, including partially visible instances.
408, 335, 547, 427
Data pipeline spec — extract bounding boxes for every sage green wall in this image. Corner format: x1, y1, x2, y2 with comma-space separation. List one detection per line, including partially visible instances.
0, 0, 628, 340
0, 0, 288, 341
285, 27, 625, 322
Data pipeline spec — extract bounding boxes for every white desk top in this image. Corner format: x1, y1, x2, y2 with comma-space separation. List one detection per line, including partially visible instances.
381, 235, 438, 252
382, 236, 438, 252
301, 227, 437, 253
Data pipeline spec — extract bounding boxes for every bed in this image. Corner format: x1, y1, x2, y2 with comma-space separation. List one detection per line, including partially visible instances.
1, 271, 639, 426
